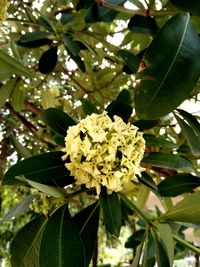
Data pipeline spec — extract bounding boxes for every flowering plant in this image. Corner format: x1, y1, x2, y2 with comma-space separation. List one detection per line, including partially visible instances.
62, 111, 145, 194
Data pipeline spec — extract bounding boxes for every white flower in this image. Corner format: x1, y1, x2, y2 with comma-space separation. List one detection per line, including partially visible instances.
0, 0, 9, 24
62, 111, 145, 194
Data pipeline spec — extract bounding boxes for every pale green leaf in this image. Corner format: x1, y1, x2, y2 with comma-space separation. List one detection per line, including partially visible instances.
0, 78, 17, 108
0, 49, 32, 77
160, 192, 200, 223
157, 223, 174, 267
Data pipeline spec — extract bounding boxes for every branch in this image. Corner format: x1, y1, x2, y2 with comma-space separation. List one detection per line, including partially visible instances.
95, 0, 181, 17
5, 102, 53, 146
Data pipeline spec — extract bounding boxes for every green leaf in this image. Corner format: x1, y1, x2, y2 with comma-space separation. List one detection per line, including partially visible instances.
11, 135, 32, 158
85, 1, 126, 23
142, 153, 194, 172
158, 174, 200, 197
17, 31, 53, 48
39, 205, 85, 267
134, 14, 200, 119
2, 151, 71, 186
74, 202, 100, 266
60, 13, 74, 25
20, 178, 64, 198
125, 229, 145, 248
36, 16, 53, 31
0, 49, 32, 77
138, 172, 157, 192
19, 31, 53, 42
17, 38, 52, 48
128, 15, 158, 35
10, 79, 26, 112
160, 192, 200, 223
151, 229, 170, 267
177, 109, 200, 138
106, 89, 132, 123
82, 99, 99, 115
157, 223, 174, 267
169, 0, 200, 14
175, 115, 200, 157
133, 119, 159, 130
10, 216, 47, 267
117, 49, 140, 74
41, 108, 76, 138
99, 189, 122, 237
70, 53, 86, 72
39, 46, 58, 74
63, 35, 81, 57
1, 194, 38, 222
144, 135, 177, 149
76, 0, 94, 10
0, 78, 18, 108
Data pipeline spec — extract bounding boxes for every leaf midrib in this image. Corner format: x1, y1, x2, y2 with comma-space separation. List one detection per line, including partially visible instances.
143, 14, 190, 114
21, 218, 47, 267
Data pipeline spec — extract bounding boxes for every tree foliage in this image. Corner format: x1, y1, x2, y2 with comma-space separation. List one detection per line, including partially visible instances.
0, 0, 200, 266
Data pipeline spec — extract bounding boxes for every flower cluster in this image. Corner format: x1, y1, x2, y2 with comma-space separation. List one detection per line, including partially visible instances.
62, 112, 145, 194
0, 0, 9, 24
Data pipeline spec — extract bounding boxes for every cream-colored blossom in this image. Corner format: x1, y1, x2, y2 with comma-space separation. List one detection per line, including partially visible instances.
62, 111, 145, 194
0, 0, 9, 24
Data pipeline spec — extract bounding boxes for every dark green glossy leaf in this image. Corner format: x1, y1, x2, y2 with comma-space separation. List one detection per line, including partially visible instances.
40, 205, 85, 267
125, 229, 145, 248
82, 99, 99, 115
121, 199, 133, 223
106, 89, 132, 123
2, 151, 71, 185
128, 15, 158, 35
160, 192, 200, 223
142, 153, 194, 172
63, 35, 81, 56
17, 38, 52, 48
70, 54, 86, 72
99, 189, 122, 237
158, 174, 200, 197
138, 172, 157, 192
60, 13, 74, 24
177, 109, 200, 138
116, 89, 131, 105
0, 49, 32, 77
134, 14, 200, 119
10, 216, 47, 267
169, 0, 200, 14
144, 135, 177, 149
36, 16, 53, 31
86, 1, 125, 23
1, 194, 38, 222
117, 49, 140, 74
41, 108, 76, 138
133, 119, 159, 130
19, 31, 53, 42
54, 135, 65, 147
74, 202, 100, 266
76, 0, 94, 11
39, 46, 58, 74
175, 115, 200, 157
